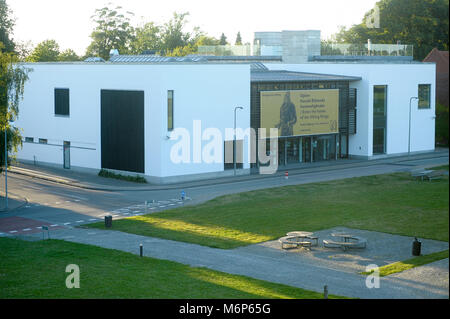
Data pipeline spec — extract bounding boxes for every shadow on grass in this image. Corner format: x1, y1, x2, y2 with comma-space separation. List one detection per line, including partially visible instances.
88, 172, 448, 249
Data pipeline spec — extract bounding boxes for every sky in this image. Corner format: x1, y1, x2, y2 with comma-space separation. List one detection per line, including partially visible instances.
8, 0, 379, 55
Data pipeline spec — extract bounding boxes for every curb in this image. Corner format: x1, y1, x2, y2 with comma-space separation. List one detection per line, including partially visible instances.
9, 151, 449, 192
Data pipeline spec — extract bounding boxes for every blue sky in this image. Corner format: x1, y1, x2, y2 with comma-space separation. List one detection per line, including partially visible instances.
8, 0, 379, 55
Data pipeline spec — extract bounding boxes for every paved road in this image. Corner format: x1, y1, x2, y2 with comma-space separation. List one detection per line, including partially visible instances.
0, 153, 448, 232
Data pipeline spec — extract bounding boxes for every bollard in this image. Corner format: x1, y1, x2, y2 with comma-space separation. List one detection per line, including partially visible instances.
140, 244, 143, 257
42, 225, 49, 240
105, 215, 112, 228
285, 171, 288, 179
324, 285, 328, 299
412, 237, 421, 256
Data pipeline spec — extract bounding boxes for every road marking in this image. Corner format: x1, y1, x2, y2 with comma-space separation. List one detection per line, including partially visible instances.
112, 215, 119, 217
25, 205, 31, 208
50, 224, 58, 227
9, 230, 18, 233
168, 204, 176, 206
75, 220, 84, 223
55, 202, 61, 204
63, 222, 71, 225
159, 206, 167, 208
89, 219, 98, 221
22, 228, 32, 231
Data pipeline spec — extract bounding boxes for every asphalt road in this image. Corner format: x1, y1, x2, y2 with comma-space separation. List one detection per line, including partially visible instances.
0, 154, 448, 231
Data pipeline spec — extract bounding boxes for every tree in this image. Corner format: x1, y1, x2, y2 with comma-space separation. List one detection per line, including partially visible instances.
58, 49, 81, 61
332, 0, 449, 60
0, 0, 15, 53
0, 43, 31, 171
160, 12, 203, 55
26, 40, 60, 62
195, 35, 220, 46
219, 33, 227, 45
85, 5, 135, 60
130, 22, 162, 55
235, 32, 242, 45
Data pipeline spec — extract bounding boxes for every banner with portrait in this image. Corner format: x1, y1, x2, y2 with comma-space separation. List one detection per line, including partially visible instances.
260, 89, 339, 137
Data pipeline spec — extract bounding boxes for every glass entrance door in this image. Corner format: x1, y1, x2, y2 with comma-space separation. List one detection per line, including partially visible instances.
286, 138, 299, 163
301, 137, 312, 163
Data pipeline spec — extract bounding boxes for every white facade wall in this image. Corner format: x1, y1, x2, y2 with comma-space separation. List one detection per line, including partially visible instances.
15, 63, 250, 181
266, 62, 436, 157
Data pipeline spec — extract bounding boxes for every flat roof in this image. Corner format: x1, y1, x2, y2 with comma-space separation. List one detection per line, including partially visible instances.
251, 70, 361, 82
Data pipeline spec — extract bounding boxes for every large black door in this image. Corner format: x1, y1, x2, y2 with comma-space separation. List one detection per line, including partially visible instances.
101, 90, 144, 173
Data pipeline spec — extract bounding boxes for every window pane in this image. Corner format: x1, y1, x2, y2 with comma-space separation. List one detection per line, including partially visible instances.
373, 85, 387, 154
168, 90, 173, 131
55, 88, 70, 116
418, 84, 431, 109
373, 86, 386, 116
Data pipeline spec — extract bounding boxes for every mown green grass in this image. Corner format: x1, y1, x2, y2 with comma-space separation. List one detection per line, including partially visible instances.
361, 250, 449, 277
87, 172, 449, 249
0, 237, 341, 299
428, 164, 449, 171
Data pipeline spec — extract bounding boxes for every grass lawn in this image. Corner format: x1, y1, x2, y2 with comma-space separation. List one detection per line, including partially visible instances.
361, 249, 449, 277
0, 237, 340, 299
428, 164, 449, 170
86, 172, 449, 249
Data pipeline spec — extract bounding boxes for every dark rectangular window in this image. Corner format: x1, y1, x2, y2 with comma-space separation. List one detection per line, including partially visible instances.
373, 85, 387, 154
55, 88, 70, 116
25, 137, 34, 143
39, 138, 48, 144
167, 90, 174, 131
418, 84, 431, 109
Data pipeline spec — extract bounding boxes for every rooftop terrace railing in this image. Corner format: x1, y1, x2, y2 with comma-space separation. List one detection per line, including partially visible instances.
321, 43, 413, 57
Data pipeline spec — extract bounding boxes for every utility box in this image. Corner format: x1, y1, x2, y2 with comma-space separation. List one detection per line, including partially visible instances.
412, 237, 421, 256
105, 215, 112, 228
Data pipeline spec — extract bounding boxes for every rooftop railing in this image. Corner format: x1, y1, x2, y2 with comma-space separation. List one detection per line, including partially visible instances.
321, 43, 413, 57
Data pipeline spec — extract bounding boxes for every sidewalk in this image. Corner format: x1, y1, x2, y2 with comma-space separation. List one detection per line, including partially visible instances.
9, 148, 449, 192
0, 194, 28, 213
24, 226, 449, 299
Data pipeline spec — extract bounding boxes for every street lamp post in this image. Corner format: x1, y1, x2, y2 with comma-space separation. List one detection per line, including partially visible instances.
3, 122, 7, 210
408, 97, 418, 156
234, 106, 243, 176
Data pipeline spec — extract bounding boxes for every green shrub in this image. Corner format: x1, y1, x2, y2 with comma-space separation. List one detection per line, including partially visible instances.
436, 102, 449, 146
98, 169, 147, 183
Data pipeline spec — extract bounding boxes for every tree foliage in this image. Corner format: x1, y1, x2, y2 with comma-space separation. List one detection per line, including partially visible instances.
26, 40, 60, 62
235, 32, 242, 45
0, 0, 15, 53
85, 5, 135, 60
219, 33, 227, 45
0, 43, 31, 170
58, 49, 81, 62
130, 22, 162, 54
332, 0, 449, 60
159, 12, 203, 56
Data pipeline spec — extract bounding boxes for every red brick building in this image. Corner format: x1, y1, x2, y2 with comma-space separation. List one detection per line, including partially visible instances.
423, 48, 449, 107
